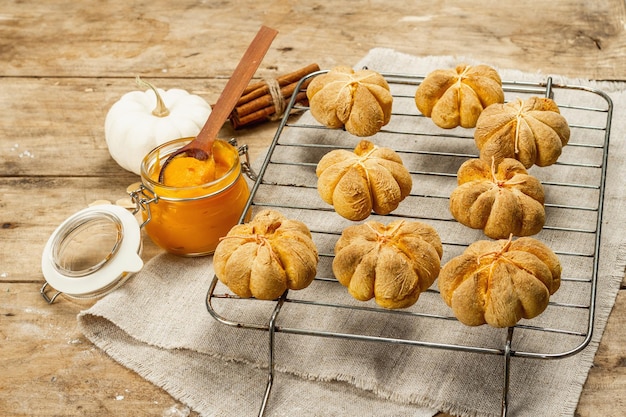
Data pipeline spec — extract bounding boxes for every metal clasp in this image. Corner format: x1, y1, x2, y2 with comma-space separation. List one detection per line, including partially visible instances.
229, 138, 258, 181
40, 282, 61, 304
128, 185, 158, 229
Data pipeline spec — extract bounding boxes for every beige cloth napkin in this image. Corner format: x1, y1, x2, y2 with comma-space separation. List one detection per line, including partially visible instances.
78, 49, 626, 417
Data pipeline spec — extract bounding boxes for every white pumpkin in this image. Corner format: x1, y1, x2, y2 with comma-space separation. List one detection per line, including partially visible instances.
104, 77, 212, 175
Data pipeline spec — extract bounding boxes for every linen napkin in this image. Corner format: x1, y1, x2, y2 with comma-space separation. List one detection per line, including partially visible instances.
78, 49, 626, 417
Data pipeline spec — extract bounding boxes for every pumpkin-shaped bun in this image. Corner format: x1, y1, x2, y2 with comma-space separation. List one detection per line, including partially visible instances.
316, 139, 413, 221
450, 158, 545, 239
213, 209, 318, 300
438, 237, 561, 328
333, 219, 443, 309
306, 66, 393, 137
415, 64, 504, 129
474, 96, 570, 168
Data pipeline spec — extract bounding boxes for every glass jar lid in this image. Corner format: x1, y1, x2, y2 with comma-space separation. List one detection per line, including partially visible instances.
41, 204, 143, 301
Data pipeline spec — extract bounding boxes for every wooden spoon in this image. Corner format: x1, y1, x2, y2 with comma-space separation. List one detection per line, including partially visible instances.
158, 25, 278, 183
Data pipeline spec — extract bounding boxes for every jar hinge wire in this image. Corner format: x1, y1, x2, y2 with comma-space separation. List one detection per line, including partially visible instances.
229, 138, 258, 181
128, 185, 158, 229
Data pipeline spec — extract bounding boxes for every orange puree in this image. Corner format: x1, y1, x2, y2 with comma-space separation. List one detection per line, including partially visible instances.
160, 156, 217, 187
141, 138, 251, 256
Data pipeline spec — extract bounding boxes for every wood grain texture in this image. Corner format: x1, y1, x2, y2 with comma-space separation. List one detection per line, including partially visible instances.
1, 1, 626, 80
0, 283, 200, 417
1, 0, 624, 416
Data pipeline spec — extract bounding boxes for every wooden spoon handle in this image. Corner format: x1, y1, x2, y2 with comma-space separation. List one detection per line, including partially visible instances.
194, 25, 278, 149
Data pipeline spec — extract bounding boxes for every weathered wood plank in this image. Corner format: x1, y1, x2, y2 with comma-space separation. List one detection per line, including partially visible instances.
0, 282, 199, 417
0, 77, 276, 177
1, 1, 626, 80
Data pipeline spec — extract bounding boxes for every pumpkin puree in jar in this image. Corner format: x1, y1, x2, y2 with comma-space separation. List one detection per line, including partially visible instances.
159, 157, 219, 187
143, 139, 250, 256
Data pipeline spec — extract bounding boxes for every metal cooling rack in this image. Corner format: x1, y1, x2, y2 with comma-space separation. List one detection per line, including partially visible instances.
206, 71, 613, 417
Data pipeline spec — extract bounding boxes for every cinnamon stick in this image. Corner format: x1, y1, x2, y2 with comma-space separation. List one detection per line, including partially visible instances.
224, 63, 320, 129
231, 91, 309, 129
234, 77, 313, 118
239, 63, 320, 102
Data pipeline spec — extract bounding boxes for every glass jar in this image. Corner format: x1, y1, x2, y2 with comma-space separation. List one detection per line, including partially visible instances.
137, 137, 252, 256
40, 203, 143, 303
41, 137, 254, 303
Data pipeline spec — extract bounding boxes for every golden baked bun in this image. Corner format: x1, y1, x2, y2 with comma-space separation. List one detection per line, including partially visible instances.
415, 63, 504, 129
333, 219, 443, 309
474, 96, 570, 168
438, 237, 561, 327
213, 209, 318, 300
306, 66, 393, 137
450, 157, 545, 239
316, 139, 412, 221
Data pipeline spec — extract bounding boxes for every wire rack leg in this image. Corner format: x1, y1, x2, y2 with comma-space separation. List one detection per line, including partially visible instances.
501, 327, 514, 417
258, 294, 287, 417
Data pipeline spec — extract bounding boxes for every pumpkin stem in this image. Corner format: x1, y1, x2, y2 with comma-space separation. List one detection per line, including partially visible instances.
490, 156, 527, 188
365, 220, 405, 246
513, 98, 523, 155
476, 234, 515, 265
490, 156, 503, 186
135, 76, 170, 118
219, 234, 282, 266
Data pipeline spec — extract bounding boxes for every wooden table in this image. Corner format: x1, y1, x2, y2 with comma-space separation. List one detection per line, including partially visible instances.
2, 1, 625, 415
